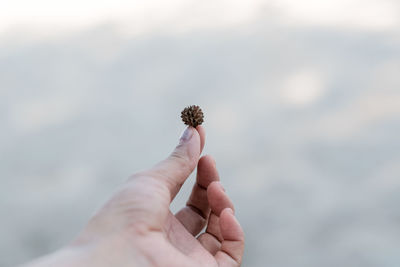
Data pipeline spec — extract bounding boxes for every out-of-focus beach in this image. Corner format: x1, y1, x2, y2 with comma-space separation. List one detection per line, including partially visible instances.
1, 1, 400, 266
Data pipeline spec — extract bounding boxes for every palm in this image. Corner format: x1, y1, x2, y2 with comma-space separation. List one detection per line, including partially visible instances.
163, 212, 217, 266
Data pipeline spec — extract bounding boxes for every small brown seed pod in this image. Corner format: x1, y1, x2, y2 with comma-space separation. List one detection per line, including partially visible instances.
181, 105, 204, 127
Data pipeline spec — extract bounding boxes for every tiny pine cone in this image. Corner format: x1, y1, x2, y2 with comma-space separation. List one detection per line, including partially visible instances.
181, 105, 204, 127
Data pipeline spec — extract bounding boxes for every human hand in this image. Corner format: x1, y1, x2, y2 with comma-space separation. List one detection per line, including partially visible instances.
25, 126, 244, 267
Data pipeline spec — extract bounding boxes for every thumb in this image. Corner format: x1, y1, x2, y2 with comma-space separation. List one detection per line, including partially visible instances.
150, 126, 204, 201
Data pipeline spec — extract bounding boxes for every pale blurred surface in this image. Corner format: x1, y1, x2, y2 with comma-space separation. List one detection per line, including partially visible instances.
1, 1, 400, 266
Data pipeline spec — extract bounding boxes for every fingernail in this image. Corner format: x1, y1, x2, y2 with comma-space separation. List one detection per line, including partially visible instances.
226, 208, 234, 215
179, 127, 193, 142
215, 181, 225, 192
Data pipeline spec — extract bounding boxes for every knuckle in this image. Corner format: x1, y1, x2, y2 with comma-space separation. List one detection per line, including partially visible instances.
127, 171, 146, 182
170, 150, 196, 170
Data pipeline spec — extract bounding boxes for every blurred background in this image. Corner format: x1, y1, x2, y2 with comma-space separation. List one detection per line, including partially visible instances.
1, 0, 400, 266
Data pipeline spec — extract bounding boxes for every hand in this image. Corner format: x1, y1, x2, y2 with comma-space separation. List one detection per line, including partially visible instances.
24, 126, 244, 267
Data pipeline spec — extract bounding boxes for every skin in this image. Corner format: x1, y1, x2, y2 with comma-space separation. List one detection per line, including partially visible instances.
23, 126, 244, 267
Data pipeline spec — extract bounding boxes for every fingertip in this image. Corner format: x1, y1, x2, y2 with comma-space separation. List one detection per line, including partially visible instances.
195, 125, 206, 153
224, 207, 234, 215
207, 182, 233, 216
198, 154, 216, 168
196, 155, 219, 188
220, 208, 244, 241
176, 126, 202, 163
216, 208, 245, 265
151, 126, 202, 201
208, 181, 225, 193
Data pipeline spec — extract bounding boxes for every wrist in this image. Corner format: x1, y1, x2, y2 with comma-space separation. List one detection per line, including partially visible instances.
21, 246, 92, 267
23, 232, 148, 267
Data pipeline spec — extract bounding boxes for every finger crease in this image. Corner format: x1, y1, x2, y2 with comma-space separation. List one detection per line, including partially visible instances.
220, 249, 240, 264
187, 204, 207, 220
196, 182, 207, 191
206, 230, 223, 243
